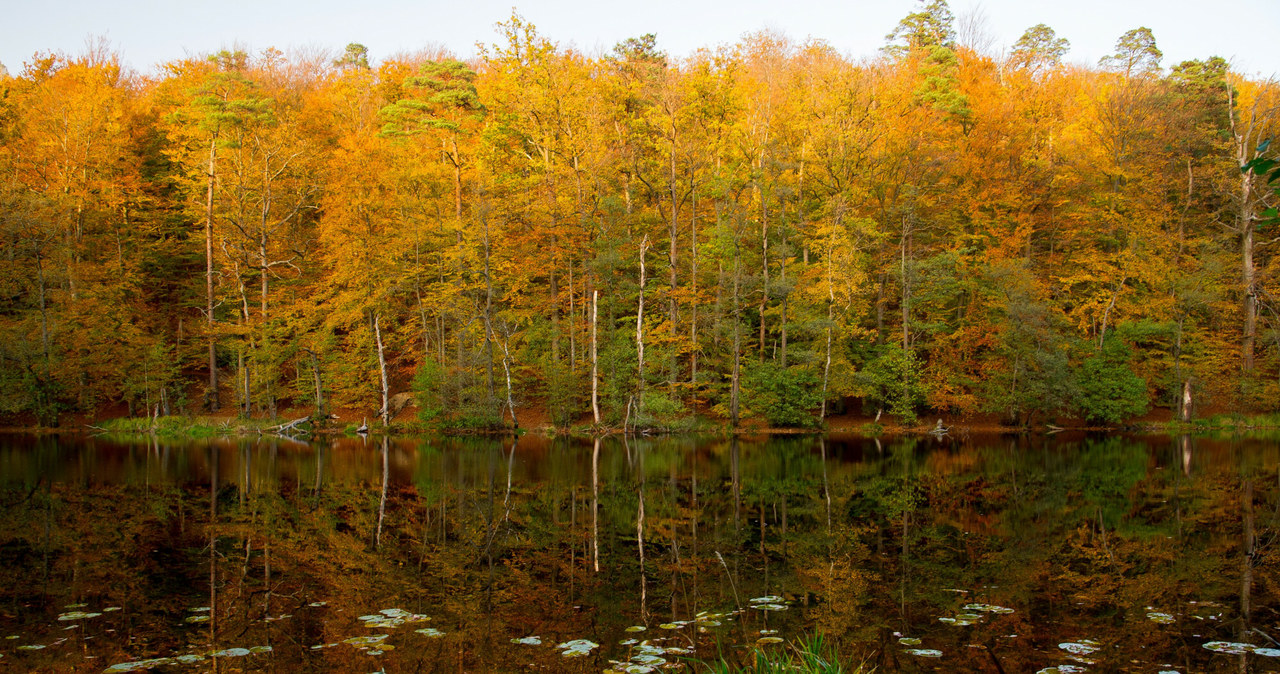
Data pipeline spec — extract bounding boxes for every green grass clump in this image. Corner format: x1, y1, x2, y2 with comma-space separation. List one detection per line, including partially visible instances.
695, 635, 868, 674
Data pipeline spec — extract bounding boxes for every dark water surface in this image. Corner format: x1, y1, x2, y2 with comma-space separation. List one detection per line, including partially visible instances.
0, 432, 1277, 673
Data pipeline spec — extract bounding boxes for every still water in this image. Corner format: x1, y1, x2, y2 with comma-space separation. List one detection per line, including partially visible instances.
0, 432, 1276, 672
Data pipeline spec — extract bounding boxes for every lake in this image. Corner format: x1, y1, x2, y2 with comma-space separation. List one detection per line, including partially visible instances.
0, 431, 1275, 672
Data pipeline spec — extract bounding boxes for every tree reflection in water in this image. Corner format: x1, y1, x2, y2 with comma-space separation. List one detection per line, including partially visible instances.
0, 432, 1277, 672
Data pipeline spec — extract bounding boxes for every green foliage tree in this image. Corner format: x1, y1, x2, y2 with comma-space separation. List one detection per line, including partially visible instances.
741, 361, 822, 427
1077, 337, 1149, 424
855, 344, 927, 424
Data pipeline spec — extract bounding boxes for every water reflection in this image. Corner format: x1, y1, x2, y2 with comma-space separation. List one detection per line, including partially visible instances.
0, 432, 1277, 672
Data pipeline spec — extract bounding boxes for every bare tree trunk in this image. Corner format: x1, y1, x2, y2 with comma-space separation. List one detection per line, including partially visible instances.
499, 333, 518, 429
731, 239, 742, 427
591, 290, 600, 426
373, 312, 389, 426
305, 348, 325, 417
1244, 227, 1257, 372
205, 137, 219, 411
481, 214, 496, 398
689, 182, 699, 385
636, 235, 650, 417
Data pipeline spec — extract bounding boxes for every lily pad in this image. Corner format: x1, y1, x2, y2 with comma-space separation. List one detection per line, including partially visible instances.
308, 601, 327, 607
632, 654, 667, 665
511, 636, 541, 645
757, 636, 785, 645
103, 607, 122, 612
557, 639, 599, 657
1203, 641, 1255, 654
17, 645, 46, 650
751, 603, 787, 611
344, 635, 390, 647
1036, 667, 1086, 674
189, 607, 211, 613
750, 596, 784, 603
625, 625, 647, 632
65, 603, 88, 609
105, 658, 175, 672
905, 649, 943, 657
1147, 612, 1175, 624
1255, 648, 1280, 657
1059, 641, 1100, 655
898, 637, 922, 645
249, 646, 273, 653
184, 615, 210, 623
211, 647, 251, 657
963, 603, 1014, 614
175, 654, 206, 663
57, 611, 101, 621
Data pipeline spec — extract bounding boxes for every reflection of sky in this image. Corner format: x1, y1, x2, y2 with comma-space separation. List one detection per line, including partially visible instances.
1, 0, 1277, 77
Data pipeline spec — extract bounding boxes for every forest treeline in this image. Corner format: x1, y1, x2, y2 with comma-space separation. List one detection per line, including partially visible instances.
1, 2, 1278, 429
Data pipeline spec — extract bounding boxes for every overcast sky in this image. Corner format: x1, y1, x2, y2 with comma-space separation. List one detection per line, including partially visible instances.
2, 0, 1278, 78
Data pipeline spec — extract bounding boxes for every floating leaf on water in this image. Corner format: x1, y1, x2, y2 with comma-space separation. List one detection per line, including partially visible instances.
1058, 641, 1100, 655
625, 626, 647, 632
18, 645, 46, 650
1203, 642, 1255, 654
212, 648, 251, 657
358, 615, 385, 622
511, 636, 541, 645
345, 635, 391, 647
175, 654, 205, 663
1255, 648, 1280, 657
105, 658, 175, 672
415, 628, 444, 638
905, 649, 943, 658
103, 607, 121, 612
189, 607, 211, 613
620, 638, 639, 646
184, 615, 209, 623
752, 603, 787, 611
6, 635, 18, 639
750, 596, 784, 603
308, 601, 327, 607
963, 603, 1015, 614
658, 623, 684, 630
701, 620, 721, 627
368, 650, 384, 655
58, 611, 102, 621
624, 666, 655, 674
65, 603, 88, 609
665, 647, 693, 655
380, 608, 411, 618
249, 646, 272, 653
760, 629, 779, 635
631, 654, 667, 666
1035, 667, 1087, 674
898, 637, 922, 646
556, 639, 599, 657
956, 613, 983, 621
756, 637, 785, 645
938, 617, 976, 626
1147, 612, 1175, 624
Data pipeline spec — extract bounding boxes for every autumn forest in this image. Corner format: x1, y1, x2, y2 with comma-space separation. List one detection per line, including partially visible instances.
2, 2, 1279, 430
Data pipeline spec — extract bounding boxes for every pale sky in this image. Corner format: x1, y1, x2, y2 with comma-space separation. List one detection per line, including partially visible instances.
2, 0, 1278, 78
